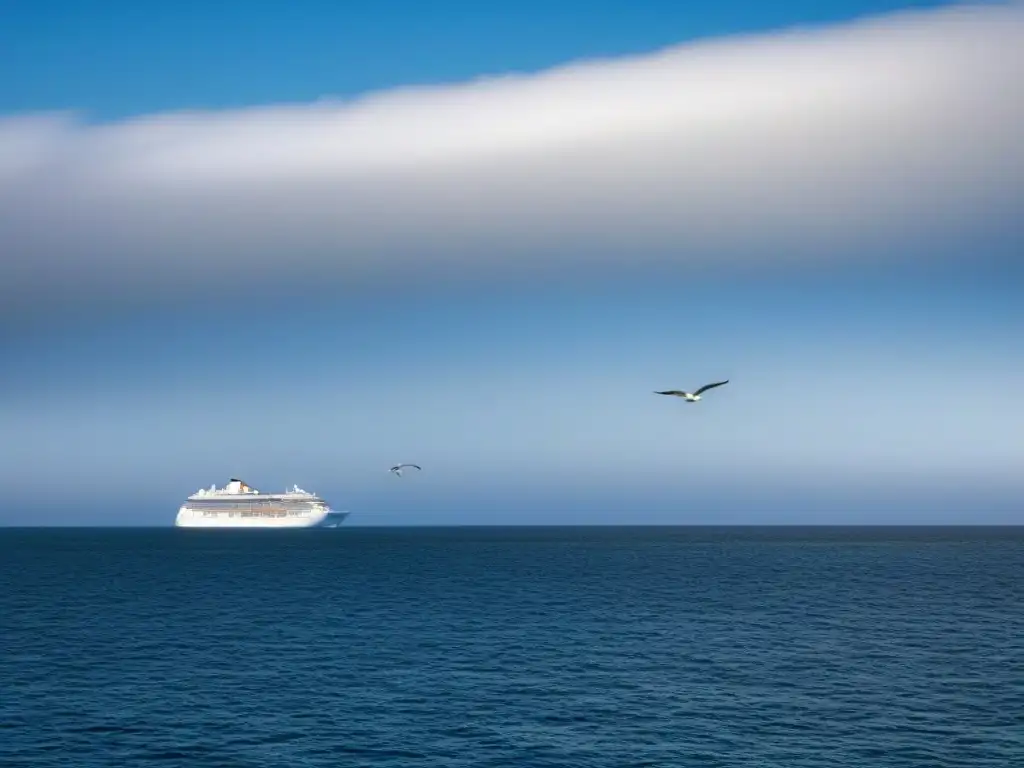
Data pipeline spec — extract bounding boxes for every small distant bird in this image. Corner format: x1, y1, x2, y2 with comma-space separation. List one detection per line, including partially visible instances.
654, 380, 729, 402
390, 464, 422, 477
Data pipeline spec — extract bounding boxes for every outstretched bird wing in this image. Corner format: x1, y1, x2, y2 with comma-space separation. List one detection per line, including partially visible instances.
693, 380, 729, 396
654, 390, 686, 396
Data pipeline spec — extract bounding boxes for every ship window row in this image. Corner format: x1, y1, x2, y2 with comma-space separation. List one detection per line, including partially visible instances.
191, 505, 310, 512
201, 510, 308, 517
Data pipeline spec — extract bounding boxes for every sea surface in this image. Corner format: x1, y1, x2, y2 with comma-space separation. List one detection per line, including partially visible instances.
1, 526, 1022, 767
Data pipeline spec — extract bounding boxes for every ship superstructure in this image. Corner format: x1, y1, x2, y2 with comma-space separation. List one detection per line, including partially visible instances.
175, 478, 348, 528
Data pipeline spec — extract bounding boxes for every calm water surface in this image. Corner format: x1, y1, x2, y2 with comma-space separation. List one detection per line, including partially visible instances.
2, 526, 1022, 767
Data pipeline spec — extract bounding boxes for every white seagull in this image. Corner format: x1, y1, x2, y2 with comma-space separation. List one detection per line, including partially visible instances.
654, 380, 729, 402
390, 463, 422, 477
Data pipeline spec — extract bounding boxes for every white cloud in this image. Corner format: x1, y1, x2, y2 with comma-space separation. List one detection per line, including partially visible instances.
1, 2, 1022, 318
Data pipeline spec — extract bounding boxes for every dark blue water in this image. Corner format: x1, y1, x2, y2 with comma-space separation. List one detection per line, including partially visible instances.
2, 526, 1022, 767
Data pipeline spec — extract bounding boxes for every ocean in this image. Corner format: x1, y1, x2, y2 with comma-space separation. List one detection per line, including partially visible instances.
1, 526, 1021, 767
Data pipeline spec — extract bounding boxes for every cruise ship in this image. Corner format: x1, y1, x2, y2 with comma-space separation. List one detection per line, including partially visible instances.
175, 478, 348, 528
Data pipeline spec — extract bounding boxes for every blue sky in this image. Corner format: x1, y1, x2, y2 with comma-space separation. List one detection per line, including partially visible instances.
1, 1, 1022, 525
1, 0, 952, 118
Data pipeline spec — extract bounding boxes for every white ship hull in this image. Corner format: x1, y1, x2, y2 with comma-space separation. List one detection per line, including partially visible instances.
175, 506, 349, 528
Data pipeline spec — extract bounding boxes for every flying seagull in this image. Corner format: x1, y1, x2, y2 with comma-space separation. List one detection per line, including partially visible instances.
390, 464, 422, 477
654, 380, 729, 402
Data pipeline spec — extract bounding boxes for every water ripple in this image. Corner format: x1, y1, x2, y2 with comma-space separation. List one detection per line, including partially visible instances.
1, 526, 1021, 767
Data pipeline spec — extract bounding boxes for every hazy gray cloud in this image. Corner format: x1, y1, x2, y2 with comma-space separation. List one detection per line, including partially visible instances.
1, 2, 1023, 319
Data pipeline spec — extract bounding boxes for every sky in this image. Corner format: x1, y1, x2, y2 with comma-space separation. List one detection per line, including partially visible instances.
1, 0, 1021, 525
